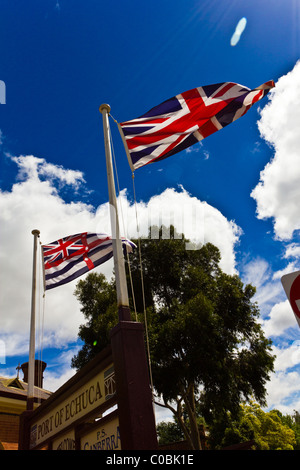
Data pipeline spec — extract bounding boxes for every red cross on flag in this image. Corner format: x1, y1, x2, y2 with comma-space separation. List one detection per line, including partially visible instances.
119, 80, 275, 171
42, 232, 136, 290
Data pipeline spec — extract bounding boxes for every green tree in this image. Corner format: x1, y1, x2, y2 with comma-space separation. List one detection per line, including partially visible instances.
210, 402, 297, 450
71, 272, 117, 369
72, 227, 275, 450
292, 411, 300, 449
274, 410, 300, 450
156, 421, 184, 445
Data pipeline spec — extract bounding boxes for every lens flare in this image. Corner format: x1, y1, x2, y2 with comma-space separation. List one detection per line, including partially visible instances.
230, 17, 247, 46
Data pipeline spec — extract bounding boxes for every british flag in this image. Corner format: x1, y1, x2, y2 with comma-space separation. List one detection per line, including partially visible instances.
119, 80, 275, 171
42, 232, 136, 290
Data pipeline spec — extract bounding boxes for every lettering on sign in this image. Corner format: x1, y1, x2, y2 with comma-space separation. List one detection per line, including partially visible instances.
52, 430, 75, 450
30, 364, 115, 448
64, 381, 102, 422
81, 415, 121, 450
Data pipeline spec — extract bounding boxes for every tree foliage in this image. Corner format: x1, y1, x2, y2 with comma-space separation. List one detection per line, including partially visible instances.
71, 226, 275, 449
156, 421, 184, 446
209, 402, 297, 450
71, 272, 117, 369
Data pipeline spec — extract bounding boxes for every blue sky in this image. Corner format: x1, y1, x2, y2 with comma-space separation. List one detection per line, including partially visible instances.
1, 0, 300, 420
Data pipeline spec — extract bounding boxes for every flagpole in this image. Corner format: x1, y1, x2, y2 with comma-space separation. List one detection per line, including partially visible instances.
27, 229, 40, 410
99, 104, 131, 322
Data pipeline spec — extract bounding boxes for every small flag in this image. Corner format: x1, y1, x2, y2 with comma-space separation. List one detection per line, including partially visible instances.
42, 232, 136, 290
119, 80, 275, 170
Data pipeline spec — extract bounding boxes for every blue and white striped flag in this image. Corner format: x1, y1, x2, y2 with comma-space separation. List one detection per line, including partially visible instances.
42, 232, 136, 290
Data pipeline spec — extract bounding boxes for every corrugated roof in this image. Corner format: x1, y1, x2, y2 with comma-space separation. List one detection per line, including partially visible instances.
0, 375, 52, 401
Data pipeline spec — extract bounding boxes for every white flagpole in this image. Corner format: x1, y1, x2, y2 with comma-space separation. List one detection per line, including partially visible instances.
27, 229, 40, 410
99, 104, 131, 321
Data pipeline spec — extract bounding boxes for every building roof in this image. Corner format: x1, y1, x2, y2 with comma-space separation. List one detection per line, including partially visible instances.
0, 375, 52, 402
0, 373, 52, 450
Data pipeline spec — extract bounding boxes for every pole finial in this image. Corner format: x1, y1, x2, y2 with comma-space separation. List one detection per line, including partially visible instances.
99, 103, 111, 114
31, 229, 40, 236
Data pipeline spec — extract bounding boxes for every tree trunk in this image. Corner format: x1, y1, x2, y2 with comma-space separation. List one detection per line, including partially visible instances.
178, 382, 202, 450
186, 384, 202, 450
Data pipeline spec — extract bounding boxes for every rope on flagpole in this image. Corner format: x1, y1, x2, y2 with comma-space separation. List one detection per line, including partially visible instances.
109, 114, 155, 403
131, 171, 155, 402
108, 117, 138, 322
37, 238, 46, 402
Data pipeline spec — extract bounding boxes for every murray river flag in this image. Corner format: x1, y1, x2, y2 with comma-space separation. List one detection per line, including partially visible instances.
119, 80, 275, 170
42, 232, 136, 290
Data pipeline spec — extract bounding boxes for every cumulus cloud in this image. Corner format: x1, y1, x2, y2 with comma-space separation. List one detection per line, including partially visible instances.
251, 60, 300, 241
0, 154, 241, 362
117, 185, 241, 274
262, 300, 299, 337
241, 257, 284, 317
240, 254, 300, 415
272, 341, 300, 372
249, 63, 300, 402
284, 243, 300, 260
0, 155, 98, 356
12, 154, 86, 189
240, 255, 300, 342
265, 370, 300, 413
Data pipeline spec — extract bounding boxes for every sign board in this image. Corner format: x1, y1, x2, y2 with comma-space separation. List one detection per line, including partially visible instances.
81, 413, 121, 450
19, 323, 158, 450
281, 270, 300, 328
30, 362, 114, 449
52, 429, 75, 450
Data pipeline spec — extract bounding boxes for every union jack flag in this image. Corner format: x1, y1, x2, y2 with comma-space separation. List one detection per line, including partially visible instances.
42, 232, 136, 290
119, 80, 275, 170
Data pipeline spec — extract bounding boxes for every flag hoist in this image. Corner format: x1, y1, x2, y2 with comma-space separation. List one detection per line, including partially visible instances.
25, 106, 133, 409
99, 104, 131, 322
27, 228, 40, 410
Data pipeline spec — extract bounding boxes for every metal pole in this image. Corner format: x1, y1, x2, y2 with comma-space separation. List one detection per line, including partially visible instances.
27, 229, 40, 410
99, 104, 131, 321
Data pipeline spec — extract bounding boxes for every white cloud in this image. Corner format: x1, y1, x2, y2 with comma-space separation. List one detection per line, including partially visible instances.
118, 186, 241, 274
240, 255, 300, 348
251, 60, 300, 240
12, 154, 86, 189
284, 243, 300, 259
0, 155, 242, 363
2, 154, 299, 407
272, 262, 299, 280
262, 300, 299, 337
240, 256, 300, 414
266, 370, 300, 413
185, 142, 210, 159
272, 341, 300, 372
242, 257, 271, 289
247, 63, 300, 413
0, 155, 99, 353
43, 349, 78, 392
241, 257, 284, 318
